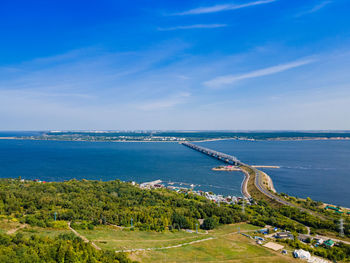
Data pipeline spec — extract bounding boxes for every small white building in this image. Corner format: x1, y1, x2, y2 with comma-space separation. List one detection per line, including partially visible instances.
293, 249, 311, 260
314, 238, 324, 245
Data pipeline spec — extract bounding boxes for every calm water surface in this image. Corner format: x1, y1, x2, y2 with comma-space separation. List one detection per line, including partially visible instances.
0, 137, 349, 207
0, 139, 242, 196
200, 140, 350, 207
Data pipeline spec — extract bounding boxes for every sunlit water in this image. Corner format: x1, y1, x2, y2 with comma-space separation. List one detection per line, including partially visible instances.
0, 135, 349, 207
199, 139, 350, 207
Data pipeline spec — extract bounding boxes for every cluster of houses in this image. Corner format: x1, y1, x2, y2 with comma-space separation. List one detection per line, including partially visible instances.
324, 205, 350, 216
34, 133, 190, 142
17, 178, 48, 184
200, 191, 242, 204
254, 225, 337, 250
139, 180, 251, 205
298, 235, 335, 248
141, 136, 187, 141
108, 135, 187, 141
248, 226, 336, 263
167, 185, 251, 205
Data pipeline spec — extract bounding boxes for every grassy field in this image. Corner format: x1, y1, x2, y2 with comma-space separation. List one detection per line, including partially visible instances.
77, 223, 297, 263
19, 226, 71, 238
0, 219, 298, 262
127, 224, 298, 263
0, 219, 71, 237
130, 235, 297, 263
209, 223, 260, 236
77, 225, 210, 250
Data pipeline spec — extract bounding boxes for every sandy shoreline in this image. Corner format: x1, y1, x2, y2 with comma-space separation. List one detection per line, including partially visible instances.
251, 165, 280, 169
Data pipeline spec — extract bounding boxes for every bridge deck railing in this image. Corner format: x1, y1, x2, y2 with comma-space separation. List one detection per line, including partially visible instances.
182, 142, 241, 165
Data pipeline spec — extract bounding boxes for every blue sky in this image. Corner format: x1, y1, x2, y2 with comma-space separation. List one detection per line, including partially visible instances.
1, 0, 350, 130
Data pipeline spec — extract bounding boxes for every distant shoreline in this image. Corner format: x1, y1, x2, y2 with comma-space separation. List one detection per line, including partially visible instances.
1, 137, 350, 143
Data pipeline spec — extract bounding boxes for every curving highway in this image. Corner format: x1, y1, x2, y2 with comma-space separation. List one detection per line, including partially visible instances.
181, 142, 327, 218
251, 167, 292, 206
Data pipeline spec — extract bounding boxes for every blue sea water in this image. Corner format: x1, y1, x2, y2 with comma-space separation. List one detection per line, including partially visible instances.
0, 131, 44, 137
199, 140, 350, 207
0, 138, 243, 196
0, 134, 349, 207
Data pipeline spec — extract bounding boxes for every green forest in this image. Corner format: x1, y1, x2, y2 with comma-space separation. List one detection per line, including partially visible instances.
0, 178, 248, 231
0, 232, 136, 263
0, 178, 349, 262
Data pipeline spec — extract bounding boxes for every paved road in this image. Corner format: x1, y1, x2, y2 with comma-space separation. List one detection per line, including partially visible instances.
251, 167, 350, 246
247, 165, 328, 221
253, 168, 292, 206
240, 168, 251, 199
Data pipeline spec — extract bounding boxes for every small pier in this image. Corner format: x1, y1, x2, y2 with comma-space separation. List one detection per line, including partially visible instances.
181, 142, 241, 166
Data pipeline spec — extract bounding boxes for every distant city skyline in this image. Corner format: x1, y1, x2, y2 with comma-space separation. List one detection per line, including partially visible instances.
1, 0, 350, 130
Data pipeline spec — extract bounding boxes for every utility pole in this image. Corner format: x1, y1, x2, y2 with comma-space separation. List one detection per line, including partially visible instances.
340, 218, 344, 237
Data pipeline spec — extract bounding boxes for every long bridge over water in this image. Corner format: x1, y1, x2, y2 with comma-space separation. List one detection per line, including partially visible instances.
181, 142, 330, 222
181, 142, 250, 198
181, 142, 241, 166
181, 142, 289, 203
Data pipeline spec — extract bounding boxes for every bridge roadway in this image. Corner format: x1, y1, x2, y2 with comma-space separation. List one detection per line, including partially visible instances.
181, 142, 293, 205
181, 142, 241, 166
182, 142, 250, 197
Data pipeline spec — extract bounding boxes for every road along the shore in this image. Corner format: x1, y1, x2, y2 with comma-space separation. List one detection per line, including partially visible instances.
240, 168, 251, 199
252, 167, 292, 206
180, 142, 328, 221
245, 166, 328, 221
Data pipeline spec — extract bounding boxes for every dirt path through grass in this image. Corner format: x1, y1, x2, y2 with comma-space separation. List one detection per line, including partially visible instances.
7, 224, 26, 235
115, 236, 216, 253
68, 222, 101, 250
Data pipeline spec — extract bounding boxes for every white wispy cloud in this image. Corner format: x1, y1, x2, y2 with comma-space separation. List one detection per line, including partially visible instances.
158, 24, 227, 31
295, 1, 332, 17
204, 58, 316, 88
174, 0, 277, 15
137, 92, 191, 111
